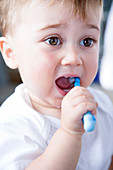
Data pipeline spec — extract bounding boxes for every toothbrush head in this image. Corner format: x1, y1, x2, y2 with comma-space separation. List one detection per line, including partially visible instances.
74, 77, 80, 87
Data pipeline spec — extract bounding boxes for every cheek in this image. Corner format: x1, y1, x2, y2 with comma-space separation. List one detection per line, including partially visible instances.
89, 61, 98, 79
83, 56, 98, 87
20, 56, 56, 94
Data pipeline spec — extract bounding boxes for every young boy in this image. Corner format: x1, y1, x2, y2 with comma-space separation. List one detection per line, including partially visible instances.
0, 0, 113, 169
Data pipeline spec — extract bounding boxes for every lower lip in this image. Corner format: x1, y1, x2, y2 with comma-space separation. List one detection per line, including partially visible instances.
56, 85, 70, 96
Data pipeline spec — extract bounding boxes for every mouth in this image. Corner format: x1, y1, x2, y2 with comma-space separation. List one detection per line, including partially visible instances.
55, 76, 76, 93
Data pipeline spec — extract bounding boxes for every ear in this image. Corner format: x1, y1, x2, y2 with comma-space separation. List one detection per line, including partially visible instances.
0, 36, 18, 69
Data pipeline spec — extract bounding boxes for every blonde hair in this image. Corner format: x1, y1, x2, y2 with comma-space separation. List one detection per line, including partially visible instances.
0, 0, 103, 36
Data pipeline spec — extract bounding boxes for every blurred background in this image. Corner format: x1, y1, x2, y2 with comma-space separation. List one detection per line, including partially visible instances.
0, 0, 113, 105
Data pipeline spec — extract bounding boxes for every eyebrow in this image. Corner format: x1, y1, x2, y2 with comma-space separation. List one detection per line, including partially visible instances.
39, 23, 100, 32
87, 24, 100, 31
39, 23, 66, 31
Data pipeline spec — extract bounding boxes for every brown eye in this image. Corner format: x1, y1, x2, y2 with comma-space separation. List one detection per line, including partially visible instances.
80, 38, 94, 47
45, 37, 61, 46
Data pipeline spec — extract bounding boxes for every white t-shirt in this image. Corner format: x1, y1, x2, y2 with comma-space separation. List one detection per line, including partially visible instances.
0, 84, 113, 170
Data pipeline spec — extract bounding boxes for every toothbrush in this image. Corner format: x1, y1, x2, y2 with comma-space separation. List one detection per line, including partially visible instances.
74, 77, 96, 132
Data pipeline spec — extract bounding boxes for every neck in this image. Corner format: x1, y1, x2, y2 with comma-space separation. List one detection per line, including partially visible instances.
29, 94, 61, 119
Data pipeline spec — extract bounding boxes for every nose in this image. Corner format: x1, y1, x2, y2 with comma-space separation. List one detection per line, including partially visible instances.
61, 45, 83, 66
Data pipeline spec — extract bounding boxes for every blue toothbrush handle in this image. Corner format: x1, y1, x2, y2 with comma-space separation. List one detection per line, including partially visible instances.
74, 78, 96, 132
83, 111, 96, 132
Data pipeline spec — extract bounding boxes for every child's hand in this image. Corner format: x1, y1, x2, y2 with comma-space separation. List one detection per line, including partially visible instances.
61, 86, 97, 135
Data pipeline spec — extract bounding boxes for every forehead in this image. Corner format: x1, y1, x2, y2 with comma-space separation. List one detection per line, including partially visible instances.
21, 0, 102, 17
4, 0, 102, 37
21, 0, 102, 25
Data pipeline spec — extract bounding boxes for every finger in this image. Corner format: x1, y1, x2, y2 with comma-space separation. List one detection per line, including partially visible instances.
67, 86, 94, 100
74, 102, 97, 119
70, 95, 97, 107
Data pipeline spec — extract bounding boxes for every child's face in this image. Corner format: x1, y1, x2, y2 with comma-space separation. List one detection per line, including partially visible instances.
8, 1, 101, 112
